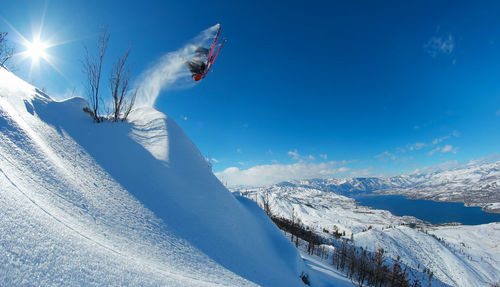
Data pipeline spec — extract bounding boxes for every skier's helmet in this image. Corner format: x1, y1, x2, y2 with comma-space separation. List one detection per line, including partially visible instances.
193, 74, 202, 81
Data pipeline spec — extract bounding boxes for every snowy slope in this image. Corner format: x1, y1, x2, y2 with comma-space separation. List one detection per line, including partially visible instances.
0, 67, 308, 286
237, 185, 500, 287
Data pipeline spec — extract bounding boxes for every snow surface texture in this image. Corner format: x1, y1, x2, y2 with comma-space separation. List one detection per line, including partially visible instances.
134, 24, 220, 107
237, 185, 500, 287
0, 67, 308, 286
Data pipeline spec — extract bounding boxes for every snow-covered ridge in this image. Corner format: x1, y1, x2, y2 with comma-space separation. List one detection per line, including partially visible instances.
0, 67, 309, 286
274, 161, 500, 213
289, 176, 418, 196
379, 161, 500, 213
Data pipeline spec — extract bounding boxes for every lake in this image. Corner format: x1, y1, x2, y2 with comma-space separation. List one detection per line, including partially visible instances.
353, 194, 500, 225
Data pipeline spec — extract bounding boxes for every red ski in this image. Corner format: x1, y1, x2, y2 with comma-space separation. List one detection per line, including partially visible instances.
204, 37, 226, 78
203, 24, 226, 79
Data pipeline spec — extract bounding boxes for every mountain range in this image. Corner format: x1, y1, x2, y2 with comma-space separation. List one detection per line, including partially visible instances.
278, 161, 500, 213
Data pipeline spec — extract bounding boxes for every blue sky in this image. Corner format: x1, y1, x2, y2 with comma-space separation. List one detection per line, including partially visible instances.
1, 0, 499, 186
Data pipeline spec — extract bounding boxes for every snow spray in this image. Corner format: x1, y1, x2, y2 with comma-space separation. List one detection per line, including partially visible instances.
134, 24, 220, 107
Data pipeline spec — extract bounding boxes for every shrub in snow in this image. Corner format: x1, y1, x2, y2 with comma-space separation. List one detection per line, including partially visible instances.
83, 26, 136, 123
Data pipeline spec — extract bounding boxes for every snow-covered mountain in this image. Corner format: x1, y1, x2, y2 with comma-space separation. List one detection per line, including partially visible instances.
274, 161, 500, 213
0, 67, 315, 286
290, 176, 418, 196
378, 161, 500, 213
235, 185, 500, 287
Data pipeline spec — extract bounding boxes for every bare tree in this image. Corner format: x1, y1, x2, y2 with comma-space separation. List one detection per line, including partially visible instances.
290, 207, 296, 243
109, 47, 136, 122
0, 32, 14, 66
121, 90, 136, 122
262, 190, 272, 216
83, 27, 110, 122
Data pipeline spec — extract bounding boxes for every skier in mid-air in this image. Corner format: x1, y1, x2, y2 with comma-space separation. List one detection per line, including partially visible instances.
186, 47, 209, 81
186, 25, 226, 82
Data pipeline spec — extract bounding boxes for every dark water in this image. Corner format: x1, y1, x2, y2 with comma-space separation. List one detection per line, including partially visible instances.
353, 194, 500, 225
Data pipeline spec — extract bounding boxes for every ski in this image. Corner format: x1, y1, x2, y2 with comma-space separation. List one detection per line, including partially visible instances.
206, 25, 221, 69
204, 39, 226, 77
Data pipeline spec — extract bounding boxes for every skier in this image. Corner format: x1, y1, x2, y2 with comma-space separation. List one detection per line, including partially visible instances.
185, 25, 226, 82
186, 47, 210, 82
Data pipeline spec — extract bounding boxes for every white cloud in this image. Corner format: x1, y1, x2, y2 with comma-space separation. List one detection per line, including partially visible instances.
408, 142, 426, 151
287, 149, 317, 162
348, 168, 374, 178
336, 159, 354, 165
410, 160, 460, 175
375, 151, 396, 162
412, 154, 498, 175
424, 34, 455, 57
428, 146, 441, 156
466, 154, 500, 165
432, 136, 448, 145
215, 162, 351, 187
403, 131, 459, 154
211, 158, 219, 163
441, 145, 453, 153
441, 145, 457, 154
319, 154, 328, 160
430, 131, 459, 145
428, 145, 457, 155
287, 149, 300, 160
396, 156, 414, 163
432, 131, 458, 144
396, 147, 406, 153
381, 131, 460, 159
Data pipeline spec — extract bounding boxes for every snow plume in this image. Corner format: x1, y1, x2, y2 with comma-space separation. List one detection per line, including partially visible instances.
134, 24, 220, 107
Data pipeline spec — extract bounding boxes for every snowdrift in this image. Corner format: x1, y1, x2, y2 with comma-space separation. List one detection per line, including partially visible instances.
0, 67, 306, 286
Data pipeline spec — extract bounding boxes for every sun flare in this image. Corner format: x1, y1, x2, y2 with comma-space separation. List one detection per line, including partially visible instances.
25, 39, 48, 62
2, 5, 71, 80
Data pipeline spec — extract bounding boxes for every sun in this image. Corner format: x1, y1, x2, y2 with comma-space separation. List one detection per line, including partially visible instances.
2, 5, 71, 80
25, 38, 48, 62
